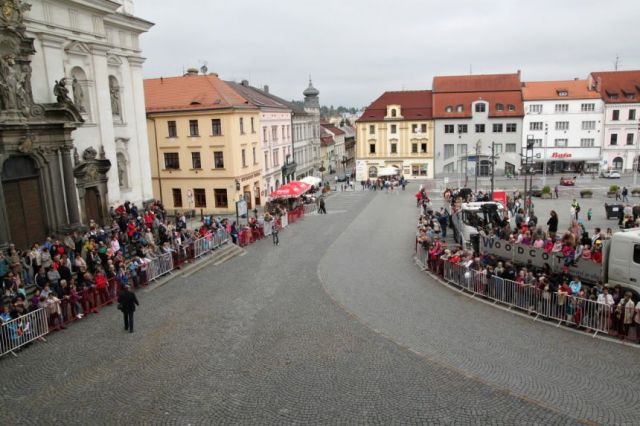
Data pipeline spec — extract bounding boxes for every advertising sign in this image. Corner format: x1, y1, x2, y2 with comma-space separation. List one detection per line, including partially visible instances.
479, 236, 603, 283
236, 199, 247, 218
355, 160, 366, 181
492, 191, 507, 208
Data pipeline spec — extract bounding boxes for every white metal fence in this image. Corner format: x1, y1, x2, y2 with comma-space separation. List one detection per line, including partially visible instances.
304, 203, 318, 215
146, 252, 175, 282
1, 308, 49, 357
417, 244, 612, 336
281, 214, 289, 229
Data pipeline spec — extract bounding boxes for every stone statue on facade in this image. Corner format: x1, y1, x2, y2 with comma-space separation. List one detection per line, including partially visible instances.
0, 55, 18, 110
109, 79, 120, 116
54, 78, 72, 104
0, 0, 31, 28
72, 77, 85, 112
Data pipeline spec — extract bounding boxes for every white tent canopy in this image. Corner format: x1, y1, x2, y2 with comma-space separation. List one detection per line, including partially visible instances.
378, 166, 400, 177
300, 176, 321, 185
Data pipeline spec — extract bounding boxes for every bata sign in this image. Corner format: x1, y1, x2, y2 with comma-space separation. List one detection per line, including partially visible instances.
550, 152, 572, 158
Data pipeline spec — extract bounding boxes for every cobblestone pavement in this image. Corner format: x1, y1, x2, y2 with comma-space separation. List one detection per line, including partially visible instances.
0, 186, 604, 424
320, 183, 640, 425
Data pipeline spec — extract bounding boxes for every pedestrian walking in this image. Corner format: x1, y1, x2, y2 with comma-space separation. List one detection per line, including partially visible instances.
271, 220, 279, 246
622, 186, 629, 202
319, 197, 327, 214
571, 199, 580, 221
615, 188, 621, 201
117, 285, 139, 333
587, 207, 592, 221
554, 185, 559, 198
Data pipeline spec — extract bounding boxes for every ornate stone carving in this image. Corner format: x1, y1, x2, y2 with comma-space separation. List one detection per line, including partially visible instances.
17, 132, 34, 153
72, 77, 85, 112
0, 0, 30, 28
54, 78, 72, 104
82, 146, 97, 161
109, 78, 120, 116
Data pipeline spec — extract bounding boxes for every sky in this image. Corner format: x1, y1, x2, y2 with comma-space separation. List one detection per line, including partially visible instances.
135, 0, 640, 108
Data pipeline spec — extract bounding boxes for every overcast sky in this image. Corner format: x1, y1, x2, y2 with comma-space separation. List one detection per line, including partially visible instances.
135, 0, 640, 108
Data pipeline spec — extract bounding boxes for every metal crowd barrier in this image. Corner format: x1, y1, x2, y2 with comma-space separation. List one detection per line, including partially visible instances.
417, 245, 612, 336
281, 214, 289, 229
147, 252, 175, 282
264, 223, 273, 237
1, 308, 49, 357
304, 203, 318, 215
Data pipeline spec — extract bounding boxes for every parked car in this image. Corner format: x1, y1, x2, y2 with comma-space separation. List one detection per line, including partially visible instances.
601, 170, 621, 178
336, 174, 347, 182
559, 176, 575, 186
530, 186, 542, 197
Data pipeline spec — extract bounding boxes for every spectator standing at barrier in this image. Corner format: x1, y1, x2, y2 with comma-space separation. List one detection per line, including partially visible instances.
438, 209, 449, 238
319, 197, 327, 214
617, 292, 635, 340
118, 285, 139, 333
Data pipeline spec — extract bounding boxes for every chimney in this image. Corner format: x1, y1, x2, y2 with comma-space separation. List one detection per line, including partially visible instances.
263, 85, 269, 93
160, 77, 163, 84
241, 79, 249, 87
185, 68, 198, 76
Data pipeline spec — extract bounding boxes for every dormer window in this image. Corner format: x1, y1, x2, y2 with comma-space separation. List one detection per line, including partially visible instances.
557, 89, 568, 97
623, 90, 635, 99
496, 103, 504, 111
475, 102, 486, 113
456, 104, 463, 112
391, 109, 397, 117
445, 105, 453, 113
507, 104, 515, 111
606, 90, 619, 100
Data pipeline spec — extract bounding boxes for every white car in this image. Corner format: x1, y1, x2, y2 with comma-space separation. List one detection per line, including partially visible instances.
601, 170, 621, 178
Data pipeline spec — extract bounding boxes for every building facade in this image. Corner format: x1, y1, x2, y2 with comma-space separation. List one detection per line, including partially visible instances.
355, 91, 435, 181
295, 80, 321, 179
521, 80, 603, 176
26, 0, 154, 208
145, 71, 262, 215
589, 71, 640, 172
433, 73, 523, 179
321, 123, 345, 174
226, 81, 292, 196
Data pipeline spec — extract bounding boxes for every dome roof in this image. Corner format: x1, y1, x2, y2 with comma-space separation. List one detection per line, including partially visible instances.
303, 79, 319, 97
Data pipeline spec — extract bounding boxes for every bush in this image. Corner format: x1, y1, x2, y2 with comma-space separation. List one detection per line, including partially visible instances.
580, 189, 593, 196
609, 185, 619, 193
632, 188, 640, 194
542, 185, 551, 194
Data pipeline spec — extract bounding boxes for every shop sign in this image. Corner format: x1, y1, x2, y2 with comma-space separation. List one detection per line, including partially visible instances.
551, 152, 572, 158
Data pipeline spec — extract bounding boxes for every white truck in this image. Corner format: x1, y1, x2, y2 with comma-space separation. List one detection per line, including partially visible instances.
451, 201, 505, 247
479, 229, 640, 296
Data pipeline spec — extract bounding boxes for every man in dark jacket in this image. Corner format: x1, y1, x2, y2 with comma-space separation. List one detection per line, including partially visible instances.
118, 285, 139, 333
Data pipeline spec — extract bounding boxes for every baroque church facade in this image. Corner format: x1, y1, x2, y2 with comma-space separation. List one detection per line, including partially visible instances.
0, 0, 153, 248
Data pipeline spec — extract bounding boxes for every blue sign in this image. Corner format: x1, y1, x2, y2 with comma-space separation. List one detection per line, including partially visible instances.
467, 155, 477, 162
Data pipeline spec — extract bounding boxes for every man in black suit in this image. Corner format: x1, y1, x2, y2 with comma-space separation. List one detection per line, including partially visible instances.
118, 285, 139, 333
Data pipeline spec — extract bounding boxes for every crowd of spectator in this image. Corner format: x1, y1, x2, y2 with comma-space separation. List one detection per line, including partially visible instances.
416, 187, 640, 342
0, 200, 230, 329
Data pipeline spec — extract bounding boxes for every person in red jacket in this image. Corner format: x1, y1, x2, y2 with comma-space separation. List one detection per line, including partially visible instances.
94, 267, 110, 305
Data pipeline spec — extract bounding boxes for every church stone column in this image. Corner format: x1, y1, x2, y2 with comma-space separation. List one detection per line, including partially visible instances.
128, 56, 153, 201
35, 33, 67, 104
61, 146, 80, 225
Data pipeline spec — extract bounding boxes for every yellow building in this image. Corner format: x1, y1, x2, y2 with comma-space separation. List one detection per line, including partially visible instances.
355, 91, 434, 180
145, 70, 262, 215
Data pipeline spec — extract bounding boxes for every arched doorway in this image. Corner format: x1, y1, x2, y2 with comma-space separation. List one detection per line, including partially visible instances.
613, 157, 623, 170
1, 156, 46, 249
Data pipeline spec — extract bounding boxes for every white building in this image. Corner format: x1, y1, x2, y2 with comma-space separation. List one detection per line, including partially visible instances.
25, 0, 154, 208
521, 79, 604, 177
589, 71, 640, 172
433, 73, 524, 178
226, 81, 293, 195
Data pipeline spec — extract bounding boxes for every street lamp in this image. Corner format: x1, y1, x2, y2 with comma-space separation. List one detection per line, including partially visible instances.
524, 136, 535, 216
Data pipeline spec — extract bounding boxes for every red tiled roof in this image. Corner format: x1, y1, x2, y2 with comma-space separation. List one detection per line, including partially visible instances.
144, 75, 255, 113
590, 70, 640, 104
320, 135, 334, 146
433, 73, 521, 93
432, 91, 523, 118
522, 80, 601, 100
320, 123, 345, 135
356, 90, 433, 123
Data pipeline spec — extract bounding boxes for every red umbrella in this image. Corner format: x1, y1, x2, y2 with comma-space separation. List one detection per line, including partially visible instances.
269, 181, 311, 199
